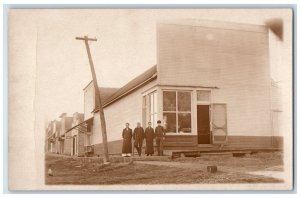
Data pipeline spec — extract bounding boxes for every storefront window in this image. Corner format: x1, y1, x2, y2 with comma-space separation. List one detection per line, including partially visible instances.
178, 113, 191, 133
143, 91, 157, 128
163, 113, 177, 132
163, 90, 192, 133
163, 91, 176, 111
178, 92, 191, 111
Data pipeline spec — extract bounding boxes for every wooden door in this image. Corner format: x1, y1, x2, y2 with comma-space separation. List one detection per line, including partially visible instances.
212, 103, 228, 144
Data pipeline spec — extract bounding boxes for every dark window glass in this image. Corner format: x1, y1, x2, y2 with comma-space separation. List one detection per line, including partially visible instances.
178, 92, 191, 112
163, 91, 176, 111
178, 113, 191, 133
163, 113, 176, 133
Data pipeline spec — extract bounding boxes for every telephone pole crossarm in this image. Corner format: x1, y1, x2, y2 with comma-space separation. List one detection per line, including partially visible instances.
75, 37, 97, 41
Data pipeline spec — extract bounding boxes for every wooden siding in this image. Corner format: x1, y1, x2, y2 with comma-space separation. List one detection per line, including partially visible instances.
78, 133, 85, 157
157, 23, 269, 87
93, 139, 123, 156
84, 82, 95, 120
63, 132, 72, 155
164, 136, 277, 149
93, 135, 283, 155
157, 23, 271, 137
164, 135, 197, 147
90, 80, 157, 145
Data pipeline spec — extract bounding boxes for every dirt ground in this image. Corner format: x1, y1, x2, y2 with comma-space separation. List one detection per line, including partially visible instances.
45, 151, 284, 185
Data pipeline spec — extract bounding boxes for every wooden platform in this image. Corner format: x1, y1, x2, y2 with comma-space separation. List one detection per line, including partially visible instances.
165, 147, 282, 158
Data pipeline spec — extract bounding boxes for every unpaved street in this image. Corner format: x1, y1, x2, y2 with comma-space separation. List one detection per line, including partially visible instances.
45, 151, 284, 185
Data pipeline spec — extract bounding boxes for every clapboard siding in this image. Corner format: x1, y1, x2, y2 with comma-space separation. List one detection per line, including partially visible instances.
84, 83, 95, 120
91, 79, 157, 146
157, 23, 271, 137
78, 133, 85, 157
226, 136, 272, 148
157, 23, 269, 87
164, 135, 282, 149
63, 132, 72, 155
93, 135, 283, 155
164, 135, 197, 147
94, 139, 123, 156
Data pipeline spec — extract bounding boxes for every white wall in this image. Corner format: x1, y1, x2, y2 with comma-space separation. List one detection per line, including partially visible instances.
91, 80, 157, 145
157, 22, 272, 137
84, 83, 95, 120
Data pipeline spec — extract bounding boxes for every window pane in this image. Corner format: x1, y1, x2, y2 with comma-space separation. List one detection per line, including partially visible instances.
146, 95, 151, 124
142, 96, 146, 127
153, 113, 157, 128
197, 90, 211, 101
178, 113, 191, 133
163, 113, 176, 133
151, 114, 154, 127
153, 92, 157, 114
178, 92, 191, 111
150, 94, 154, 114
163, 91, 176, 111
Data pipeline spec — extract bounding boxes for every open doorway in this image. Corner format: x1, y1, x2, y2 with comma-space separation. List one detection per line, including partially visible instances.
197, 105, 211, 144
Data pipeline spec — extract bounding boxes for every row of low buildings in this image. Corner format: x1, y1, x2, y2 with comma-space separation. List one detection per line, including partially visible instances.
45, 19, 284, 157
45, 112, 85, 156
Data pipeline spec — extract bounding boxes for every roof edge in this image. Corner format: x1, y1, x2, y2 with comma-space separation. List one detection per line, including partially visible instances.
92, 73, 157, 112
157, 19, 268, 33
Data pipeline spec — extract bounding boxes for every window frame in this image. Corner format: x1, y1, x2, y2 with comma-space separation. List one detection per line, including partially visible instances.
142, 90, 158, 128
196, 90, 211, 104
162, 90, 192, 134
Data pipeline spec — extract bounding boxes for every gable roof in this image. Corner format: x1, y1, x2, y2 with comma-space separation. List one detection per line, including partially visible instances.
93, 65, 157, 111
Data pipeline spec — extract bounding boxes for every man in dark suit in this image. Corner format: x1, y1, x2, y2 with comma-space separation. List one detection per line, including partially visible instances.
155, 120, 166, 156
133, 122, 145, 156
145, 122, 155, 156
122, 123, 133, 157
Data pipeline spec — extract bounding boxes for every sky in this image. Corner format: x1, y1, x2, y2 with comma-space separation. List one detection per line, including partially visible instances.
9, 9, 292, 124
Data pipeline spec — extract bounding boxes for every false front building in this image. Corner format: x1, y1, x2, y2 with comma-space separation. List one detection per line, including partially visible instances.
81, 19, 282, 156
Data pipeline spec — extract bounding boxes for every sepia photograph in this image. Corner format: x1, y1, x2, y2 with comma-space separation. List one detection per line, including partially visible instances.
7, 7, 294, 191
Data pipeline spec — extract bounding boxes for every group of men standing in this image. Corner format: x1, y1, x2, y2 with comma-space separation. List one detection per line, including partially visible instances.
122, 120, 166, 157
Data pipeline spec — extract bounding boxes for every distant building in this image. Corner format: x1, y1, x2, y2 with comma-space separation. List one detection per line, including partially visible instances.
45, 121, 53, 153
63, 87, 118, 156
70, 112, 84, 156
58, 113, 72, 154
45, 120, 61, 153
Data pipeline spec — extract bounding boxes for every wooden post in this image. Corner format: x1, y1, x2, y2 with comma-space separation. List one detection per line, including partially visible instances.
76, 36, 110, 163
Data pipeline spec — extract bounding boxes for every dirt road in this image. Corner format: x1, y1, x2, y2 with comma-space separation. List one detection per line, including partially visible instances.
45, 151, 284, 185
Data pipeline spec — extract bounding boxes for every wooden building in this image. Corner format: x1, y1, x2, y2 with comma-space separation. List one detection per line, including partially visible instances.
79, 19, 283, 156
69, 112, 85, 156
57, 113, 72, 154
45, 120, 61, 153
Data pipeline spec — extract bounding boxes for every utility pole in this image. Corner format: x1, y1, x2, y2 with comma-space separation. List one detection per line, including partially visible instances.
76, 36, 110, 163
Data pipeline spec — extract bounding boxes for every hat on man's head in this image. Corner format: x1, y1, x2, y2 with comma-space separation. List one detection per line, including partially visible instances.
157, 120, 161, 124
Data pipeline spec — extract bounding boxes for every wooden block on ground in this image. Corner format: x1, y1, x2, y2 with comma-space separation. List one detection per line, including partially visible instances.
184, 152, 200, 158
207, 166, 218, 173
171, 152, 181, 159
